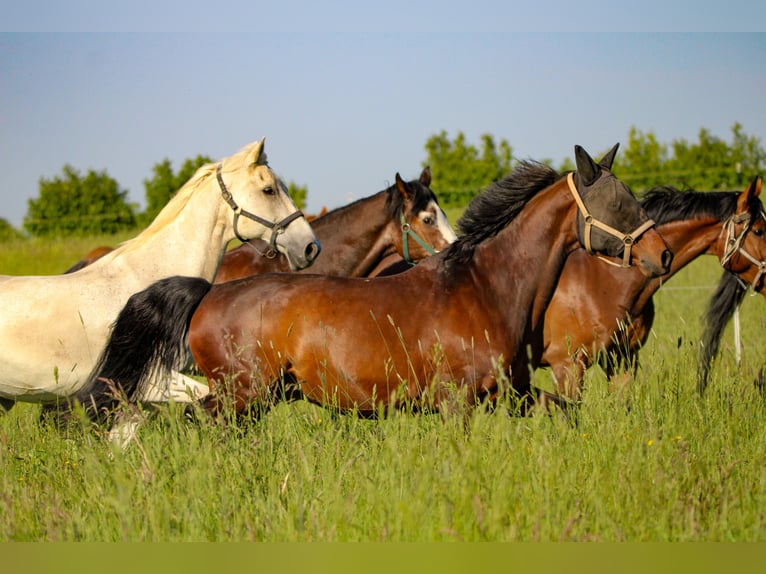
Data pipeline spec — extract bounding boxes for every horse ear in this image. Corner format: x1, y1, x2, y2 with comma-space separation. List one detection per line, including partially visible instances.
395, 173, 412, 201
419, 166, 432, 187
247, 138, 266, 167
737, 175, 763, 213
574, 145, 600, 186
598, 143, 620, 171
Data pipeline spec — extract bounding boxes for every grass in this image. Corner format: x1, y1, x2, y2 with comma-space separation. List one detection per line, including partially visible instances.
1, 234, 766, 541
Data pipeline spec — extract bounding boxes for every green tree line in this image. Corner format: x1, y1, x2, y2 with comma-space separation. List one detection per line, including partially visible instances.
3, 122, 763, 239
424, 122, 765, 207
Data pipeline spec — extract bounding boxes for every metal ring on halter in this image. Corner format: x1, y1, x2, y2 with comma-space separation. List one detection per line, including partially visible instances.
566, 173, 656, 268
216, 163, 305, 256
400, 210, 437, 265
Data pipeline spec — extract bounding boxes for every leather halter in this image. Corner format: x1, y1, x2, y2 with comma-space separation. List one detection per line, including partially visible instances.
567, 173, 656, 268
400, 210, 438, 265
720, 210, 766, 291
216, 163, 305, 255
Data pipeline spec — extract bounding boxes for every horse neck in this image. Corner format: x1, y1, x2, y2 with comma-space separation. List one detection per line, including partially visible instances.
114, 185, 231, 281
303, 191, 396, 276
630, 215, 724, 311
471, 180, 578, 337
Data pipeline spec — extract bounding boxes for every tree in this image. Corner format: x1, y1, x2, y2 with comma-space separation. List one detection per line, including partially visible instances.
0, 218, 24, 242
140, 155, 212, 226
423, 131, 513, 206
24, 165, 136, 237
615, 123, 765, 193
614, 126, 669, 189
284, 180, 307, 211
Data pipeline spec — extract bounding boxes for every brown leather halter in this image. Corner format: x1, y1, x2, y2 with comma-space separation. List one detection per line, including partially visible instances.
567, 172, 656, 268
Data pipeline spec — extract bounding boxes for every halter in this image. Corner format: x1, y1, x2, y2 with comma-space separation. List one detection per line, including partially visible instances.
720, 210, 766, 291
400, 210, 438, 265
567, 172, 656, 268
217, 163, 305, 256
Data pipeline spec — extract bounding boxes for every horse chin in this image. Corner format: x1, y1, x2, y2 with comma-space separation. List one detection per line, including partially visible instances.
280, 239, 322, 271
634, 249, 673, 278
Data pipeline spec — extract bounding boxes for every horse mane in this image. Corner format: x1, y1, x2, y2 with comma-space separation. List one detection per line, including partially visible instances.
640, 187, 759, 224
444, 160, 560, 267
697, 270, 748, 393
113, 141, 269, 255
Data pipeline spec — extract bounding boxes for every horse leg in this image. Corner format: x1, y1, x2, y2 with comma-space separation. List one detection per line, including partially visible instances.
188, 371, 299, 423
0, 396, 14, 414
534, 389, 579, 425
108, 410, 143, 449
138, 371, 210, 404
550, 353, 586, 404
602, 350, 637, 412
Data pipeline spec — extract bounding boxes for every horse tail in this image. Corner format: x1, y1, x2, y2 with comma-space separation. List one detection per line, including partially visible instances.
75, 275, 213, 420
697, 271, 747, 394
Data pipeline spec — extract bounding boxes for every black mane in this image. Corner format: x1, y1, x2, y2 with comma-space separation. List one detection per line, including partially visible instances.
445, 161, 560, 267
640, 186, 759, 224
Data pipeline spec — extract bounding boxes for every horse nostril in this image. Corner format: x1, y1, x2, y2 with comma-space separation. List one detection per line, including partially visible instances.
306, 241, 321, 262
661, 249, 673, 272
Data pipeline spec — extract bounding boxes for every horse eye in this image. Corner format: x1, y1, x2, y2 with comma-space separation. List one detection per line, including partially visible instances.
422, 216, 434, 225
263, 186, 275, 196
754, 227, 764, 237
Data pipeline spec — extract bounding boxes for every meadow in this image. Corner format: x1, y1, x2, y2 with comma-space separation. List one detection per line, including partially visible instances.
1, 231, 766, 541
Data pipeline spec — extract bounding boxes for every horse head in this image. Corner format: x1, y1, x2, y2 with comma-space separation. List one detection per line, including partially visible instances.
572, 143, 673, 277
718, 175, 766, 292
389, 167, 457, 264
217, 138, 320, 270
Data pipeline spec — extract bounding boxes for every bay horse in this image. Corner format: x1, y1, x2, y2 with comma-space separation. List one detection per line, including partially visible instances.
0, 139, 319, 415
213, 167, 456, 282
539, 175, 766, 402
76, 144, 672, 422
696, 179, 766, 394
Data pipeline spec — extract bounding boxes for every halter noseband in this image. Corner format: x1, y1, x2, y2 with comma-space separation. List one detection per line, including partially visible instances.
720, 210, 766, 291
400, 210, 438, 266
217, 163, 305, 256
567, 173, 656, 268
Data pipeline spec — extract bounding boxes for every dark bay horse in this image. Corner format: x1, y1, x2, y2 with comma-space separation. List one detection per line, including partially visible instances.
75, 144, 672, 422
214, 167, 456, 282
540, 176, 766, 402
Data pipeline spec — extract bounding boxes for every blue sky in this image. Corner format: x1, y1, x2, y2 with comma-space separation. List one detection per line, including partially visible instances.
1, 6, 765, 227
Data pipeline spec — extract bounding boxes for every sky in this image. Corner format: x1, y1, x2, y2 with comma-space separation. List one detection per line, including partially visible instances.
1, 4, 765, 228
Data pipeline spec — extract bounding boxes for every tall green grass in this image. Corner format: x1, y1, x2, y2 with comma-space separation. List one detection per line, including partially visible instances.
1, 235, 765, 541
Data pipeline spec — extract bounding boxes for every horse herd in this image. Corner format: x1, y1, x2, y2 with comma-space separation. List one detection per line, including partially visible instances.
0, 138, 764, 439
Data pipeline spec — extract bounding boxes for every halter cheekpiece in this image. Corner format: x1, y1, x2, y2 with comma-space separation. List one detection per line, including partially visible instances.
217, 163, 305, 256
567, 172, 656, 268
720, 210, 766, 292
400, 210, 438, 265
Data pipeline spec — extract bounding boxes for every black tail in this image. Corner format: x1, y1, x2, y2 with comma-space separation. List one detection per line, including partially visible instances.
697, 270, 748, 394
75, 275, 213, 420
